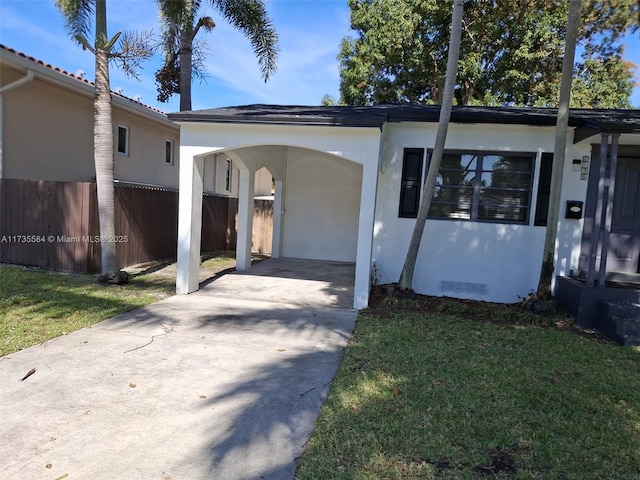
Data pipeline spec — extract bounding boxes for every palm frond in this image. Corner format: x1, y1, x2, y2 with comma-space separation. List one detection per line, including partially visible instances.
211, 0, 279, 81
156, 0, 202, 60
157, 0, 203, 33
55, 0, 95, 41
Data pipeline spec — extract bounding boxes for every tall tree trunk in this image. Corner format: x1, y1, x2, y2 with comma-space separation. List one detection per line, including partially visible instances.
537, 0, 581, 298
179, 32, 192, 111
94, 0, 119, 275
398, 0, 464, 291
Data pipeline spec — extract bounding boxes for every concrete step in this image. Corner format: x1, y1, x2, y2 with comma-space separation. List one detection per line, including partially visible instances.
598, 302, 640, 346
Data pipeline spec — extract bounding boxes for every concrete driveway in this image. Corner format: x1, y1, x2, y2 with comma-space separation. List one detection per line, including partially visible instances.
0, 258, 357, 480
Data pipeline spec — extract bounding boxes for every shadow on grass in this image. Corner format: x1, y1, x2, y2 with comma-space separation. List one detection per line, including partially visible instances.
295, 313, 640, 479
0, 266, 175, 355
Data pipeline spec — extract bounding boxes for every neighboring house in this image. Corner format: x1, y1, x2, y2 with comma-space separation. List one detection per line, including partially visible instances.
0, 45, 274, 273
169, 105, 639, 331
201, 152, 273, 198
0, 44, 272, 197
0, 44, 180, 187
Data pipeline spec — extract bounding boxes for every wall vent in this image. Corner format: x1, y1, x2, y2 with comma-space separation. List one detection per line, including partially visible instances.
440, 281, 488, 295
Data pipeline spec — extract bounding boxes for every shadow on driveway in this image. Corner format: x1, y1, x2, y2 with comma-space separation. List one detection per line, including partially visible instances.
0, 258, 357, 480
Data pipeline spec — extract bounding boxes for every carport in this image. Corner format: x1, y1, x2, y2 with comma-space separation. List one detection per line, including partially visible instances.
168, 105, 385, 309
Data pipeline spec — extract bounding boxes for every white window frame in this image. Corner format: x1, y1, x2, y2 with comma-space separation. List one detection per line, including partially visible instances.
117, 125, 129, 156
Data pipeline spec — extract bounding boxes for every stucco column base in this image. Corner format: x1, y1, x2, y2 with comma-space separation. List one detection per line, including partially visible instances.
176, 155, 204, 294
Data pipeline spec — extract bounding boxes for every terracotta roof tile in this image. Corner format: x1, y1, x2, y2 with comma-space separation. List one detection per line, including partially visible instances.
0, 44, 167, 116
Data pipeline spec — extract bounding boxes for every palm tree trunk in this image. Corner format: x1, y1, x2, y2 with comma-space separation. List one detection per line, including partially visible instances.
179, 32, 192, 111
537, 0, 581, 298
94, 0, 119, 275
398, 0, 464, 291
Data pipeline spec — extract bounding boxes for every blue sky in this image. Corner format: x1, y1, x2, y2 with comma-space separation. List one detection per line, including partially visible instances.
1, 0, 639, 113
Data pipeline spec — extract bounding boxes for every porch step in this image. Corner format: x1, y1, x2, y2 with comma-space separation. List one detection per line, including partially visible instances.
571, 270, 640, 287
598, 302, 640, 346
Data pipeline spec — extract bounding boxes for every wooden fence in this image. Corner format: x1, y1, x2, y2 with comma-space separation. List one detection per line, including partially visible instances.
253, 199, 273, 255
0, 179, 272, 273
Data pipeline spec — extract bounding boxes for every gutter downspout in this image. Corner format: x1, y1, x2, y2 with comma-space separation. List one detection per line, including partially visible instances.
0, 69, 35, 178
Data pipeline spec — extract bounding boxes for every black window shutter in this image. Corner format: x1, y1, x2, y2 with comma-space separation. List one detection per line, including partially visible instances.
399, 148, 424, 218
534, 153, 554, 226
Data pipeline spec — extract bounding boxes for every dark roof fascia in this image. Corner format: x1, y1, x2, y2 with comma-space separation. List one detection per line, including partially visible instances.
169, 104, 564, 128
167, 112, 386, 128
168, 104, 388, 128
577, 119, 640, 134
571, 108, 640, 135
169, 104, 639, 133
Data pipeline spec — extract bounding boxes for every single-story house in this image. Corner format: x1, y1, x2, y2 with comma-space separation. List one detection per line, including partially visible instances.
0, 44, 272, 197
169, 104, 639, 338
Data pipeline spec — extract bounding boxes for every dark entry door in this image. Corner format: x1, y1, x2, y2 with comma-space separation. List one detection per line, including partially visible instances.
609, 157, 640, 273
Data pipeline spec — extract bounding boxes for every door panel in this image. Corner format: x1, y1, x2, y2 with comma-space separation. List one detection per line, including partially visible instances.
609, 157, 640, 273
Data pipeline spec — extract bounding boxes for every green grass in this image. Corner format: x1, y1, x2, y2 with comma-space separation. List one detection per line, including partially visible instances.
297, 306, 640, 479
0, 251, 236, 356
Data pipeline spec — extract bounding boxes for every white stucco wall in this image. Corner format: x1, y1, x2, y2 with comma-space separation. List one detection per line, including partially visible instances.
177, 117, 595, 307
373, 122, 591, 303
254, 167, 273, 197
282, 147, 362, 262
201, 153, 271, 197
176, 122, 382, 308
554, 136, 592, 277
177, 122, 381, 167
176, 124, 381, 264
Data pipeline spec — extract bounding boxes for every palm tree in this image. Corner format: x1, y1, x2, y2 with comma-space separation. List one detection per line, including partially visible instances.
55, 0, 152, 282
537, 0, 582, 298
155, 0, 279, 111
398, 0, 464, 291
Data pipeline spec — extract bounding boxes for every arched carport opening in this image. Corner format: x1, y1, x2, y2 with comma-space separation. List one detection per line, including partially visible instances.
226, 145, 363, 265
176, 139, 380, 310
176, 121, 381, 308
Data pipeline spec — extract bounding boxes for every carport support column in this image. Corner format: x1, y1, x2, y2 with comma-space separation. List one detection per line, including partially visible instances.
176, 154, 204, 294
354, 161, 379, 309
271, 179, 283, 258
236, 168, 255, 271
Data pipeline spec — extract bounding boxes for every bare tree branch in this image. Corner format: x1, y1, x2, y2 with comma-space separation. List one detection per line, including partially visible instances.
110, 30, 155, 80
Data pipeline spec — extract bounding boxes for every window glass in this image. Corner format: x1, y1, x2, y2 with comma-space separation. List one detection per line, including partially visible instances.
483, 155, 531, 171
117, 126, 129, 155
225, 159, 232, 192
118, 125, 129, 155
165, 140, 173, 165
481, 171, 531, 189
428, 151, 534, 224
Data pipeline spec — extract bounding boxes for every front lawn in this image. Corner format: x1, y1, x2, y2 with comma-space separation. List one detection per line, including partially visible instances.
0, 251, 236, 356
296, 296, 640, 479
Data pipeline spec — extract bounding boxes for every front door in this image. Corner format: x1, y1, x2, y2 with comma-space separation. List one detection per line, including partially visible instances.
608, 157, 640, 273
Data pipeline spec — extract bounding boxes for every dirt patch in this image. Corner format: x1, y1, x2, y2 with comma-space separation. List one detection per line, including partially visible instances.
365, 285, 604, 332
367, 284, 528, 320
124, 259, 226, 284
365, 284, 616, 344
473, 446, 521, 477
123, 252, 268, 286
